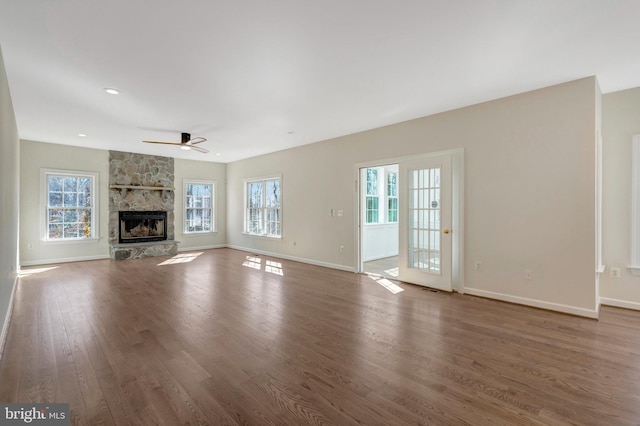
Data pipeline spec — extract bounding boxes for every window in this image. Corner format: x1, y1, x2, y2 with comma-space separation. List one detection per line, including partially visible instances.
245, 177, 281, 237
364, 166, 398, 224
387, 172, 398, 223
42, 169, 98, 241
184, 180, 215, 233
366, 168, 379, 224
630, 135, 640, 275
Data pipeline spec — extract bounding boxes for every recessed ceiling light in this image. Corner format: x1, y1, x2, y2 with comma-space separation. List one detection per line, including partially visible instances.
287, 131, 295, 135
104, 88, 119, 95
215, 153, 221, 156
77, 133, 87, 137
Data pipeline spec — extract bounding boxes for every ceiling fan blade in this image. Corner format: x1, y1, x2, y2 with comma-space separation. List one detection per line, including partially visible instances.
143, 133, 208, 153
142, 140, 182, 146
189, 137, 207, 145
191, 145, 209, 153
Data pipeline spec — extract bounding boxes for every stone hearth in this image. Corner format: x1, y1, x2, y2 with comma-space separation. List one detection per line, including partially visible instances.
110, 241, 178, 260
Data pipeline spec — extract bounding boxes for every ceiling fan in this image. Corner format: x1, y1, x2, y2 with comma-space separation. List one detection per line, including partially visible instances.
142, 132, 209, 153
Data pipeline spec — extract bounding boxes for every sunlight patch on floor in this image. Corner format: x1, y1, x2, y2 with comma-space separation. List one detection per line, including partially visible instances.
242, 256, 285, 275
19, 266, 60, 277
368, 274, 404, 294
243, 256, 262, 270
265, 260, 284, 276
158, 252, 203, 266
384, 267, 399, 277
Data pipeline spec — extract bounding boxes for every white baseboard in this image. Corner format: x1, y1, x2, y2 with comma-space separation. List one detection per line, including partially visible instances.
20, 254, 110, 267
464, 287, 599, 319
226, 245, 355, 273
600, 297, 640, 312
178, 244, 226, 252
0, 275, 18, 362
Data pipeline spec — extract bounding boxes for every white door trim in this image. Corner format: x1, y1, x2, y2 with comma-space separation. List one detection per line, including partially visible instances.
354, 148, 464, 292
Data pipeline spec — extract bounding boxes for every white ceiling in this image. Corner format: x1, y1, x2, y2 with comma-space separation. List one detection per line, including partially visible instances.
1, 1, 640, 163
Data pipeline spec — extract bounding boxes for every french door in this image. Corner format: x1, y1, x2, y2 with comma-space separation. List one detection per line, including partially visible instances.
398, 154, 452, 291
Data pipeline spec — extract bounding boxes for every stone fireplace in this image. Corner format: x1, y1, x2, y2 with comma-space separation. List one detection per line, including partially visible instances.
108, 151, 178, 259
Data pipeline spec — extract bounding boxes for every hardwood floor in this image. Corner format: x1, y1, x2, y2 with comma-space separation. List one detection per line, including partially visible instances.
2, 248, 640, 425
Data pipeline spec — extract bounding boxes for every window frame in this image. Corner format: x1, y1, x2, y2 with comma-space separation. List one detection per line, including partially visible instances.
243, 175, 282, 239
630, 135, 640, 275
40, 168, 99, 243
363, 166, 399, 225
183, 179, 216, 235
365, 168, 380, 224
387, 171, 398, 223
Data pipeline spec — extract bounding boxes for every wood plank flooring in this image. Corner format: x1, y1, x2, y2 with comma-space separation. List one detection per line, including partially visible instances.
2, 248, 640, 425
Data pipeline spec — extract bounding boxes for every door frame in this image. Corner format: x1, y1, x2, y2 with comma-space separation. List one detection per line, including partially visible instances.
354, 148, 465, 292
358, 163, 400, 274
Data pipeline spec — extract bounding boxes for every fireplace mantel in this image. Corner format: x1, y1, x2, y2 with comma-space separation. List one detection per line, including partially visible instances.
109, 184, 174, 190
110, 184, 174, 199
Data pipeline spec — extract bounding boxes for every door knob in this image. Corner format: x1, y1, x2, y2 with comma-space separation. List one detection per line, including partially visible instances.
443, 229, 450, 234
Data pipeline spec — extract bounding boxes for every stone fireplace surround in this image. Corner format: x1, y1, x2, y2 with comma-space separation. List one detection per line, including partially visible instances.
108, 151, 178, 260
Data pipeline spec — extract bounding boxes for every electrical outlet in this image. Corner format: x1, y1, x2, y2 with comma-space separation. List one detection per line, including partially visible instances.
339, 245, 344, 253
474, 261, 482, 271
610, 267, 621, 278
525, 269, 533, 280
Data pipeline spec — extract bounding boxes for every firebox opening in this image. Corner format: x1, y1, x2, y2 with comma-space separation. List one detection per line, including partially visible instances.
119, 211, 168, 243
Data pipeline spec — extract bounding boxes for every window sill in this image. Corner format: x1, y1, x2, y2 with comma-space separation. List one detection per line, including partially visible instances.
628, 266, 640, 276
183, 231, 218, 236
41, 237, 101, 245
242, 232, 282, 240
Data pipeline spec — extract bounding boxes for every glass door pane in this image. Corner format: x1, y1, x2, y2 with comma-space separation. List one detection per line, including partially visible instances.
408, 167, 441, 274
398, 152, 452, 291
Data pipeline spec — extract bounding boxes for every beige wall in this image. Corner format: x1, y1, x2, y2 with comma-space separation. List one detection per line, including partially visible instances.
601, 87, 640, 308
0, 46, 20, 353
227, 77, 599, 316
20, 140, 110, 264
20, 141, 227, 264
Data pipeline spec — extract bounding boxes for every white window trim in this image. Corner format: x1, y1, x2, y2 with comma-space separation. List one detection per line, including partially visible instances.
40, 168, 100, 243
183, 179, 217, 234
630, 135, 640, 275
596, 130, 604, 274
243, 175, 283, 239
365, 168, 380, 224
363, 166, 398, 226
387, 171, 398, 223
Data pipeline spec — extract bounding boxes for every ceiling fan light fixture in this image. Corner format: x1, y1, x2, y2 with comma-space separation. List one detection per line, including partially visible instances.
142, 131, 209, 154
